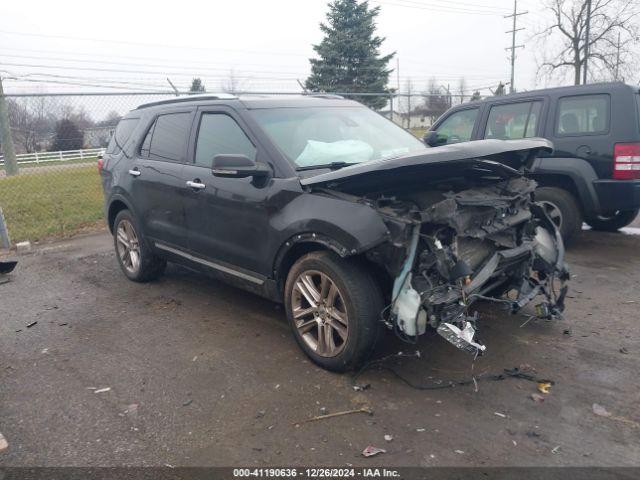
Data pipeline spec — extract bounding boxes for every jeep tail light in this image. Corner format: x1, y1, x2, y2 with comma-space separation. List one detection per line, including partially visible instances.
97, 152, 104, 174
613, 143, 640, 180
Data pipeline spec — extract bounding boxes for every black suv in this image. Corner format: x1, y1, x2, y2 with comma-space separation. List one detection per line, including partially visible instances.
426, 82, 640, 243
101, 94, 568, 372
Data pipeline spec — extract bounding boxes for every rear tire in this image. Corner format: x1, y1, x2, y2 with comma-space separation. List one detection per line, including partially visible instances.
534, 187, 582, 245
586, 208, 639, 232
284, 251, 383, 372
113, 209, 166, 282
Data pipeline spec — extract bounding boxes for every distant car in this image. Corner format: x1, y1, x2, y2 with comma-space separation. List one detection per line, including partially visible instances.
425, 82, 640, 243
100, 94, 568, 372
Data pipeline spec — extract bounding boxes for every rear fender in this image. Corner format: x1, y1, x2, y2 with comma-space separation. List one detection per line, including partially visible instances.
528, 157, 601, 216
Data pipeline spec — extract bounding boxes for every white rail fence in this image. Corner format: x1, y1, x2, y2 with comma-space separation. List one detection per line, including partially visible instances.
0, 148, 104, 167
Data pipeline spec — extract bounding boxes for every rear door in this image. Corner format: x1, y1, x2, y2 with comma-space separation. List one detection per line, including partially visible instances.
547, 93, 612, 178
181, 107, 271, 278
128, 109, 194, 249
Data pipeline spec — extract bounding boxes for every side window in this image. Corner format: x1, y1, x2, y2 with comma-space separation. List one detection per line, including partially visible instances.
140, 121, 154, 158
434, 108, 478, 145
145, 112, 191, 162
106, 118, 139, 154
485, 101, 542, 140
556, 94, 609, 136
194, 113, 257, 167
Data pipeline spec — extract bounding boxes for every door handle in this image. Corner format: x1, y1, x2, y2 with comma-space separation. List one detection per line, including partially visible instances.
186, 180, 206, 190
128, 169, 141, 177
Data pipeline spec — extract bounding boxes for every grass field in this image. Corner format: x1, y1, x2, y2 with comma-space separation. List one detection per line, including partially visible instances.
0, 166, 104, 244
410, 127, 428, 139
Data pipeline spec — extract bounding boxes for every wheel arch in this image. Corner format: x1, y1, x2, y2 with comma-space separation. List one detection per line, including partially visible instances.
528, 157, 601, 216
107, 194, 135, 233
273, 234, 351, 295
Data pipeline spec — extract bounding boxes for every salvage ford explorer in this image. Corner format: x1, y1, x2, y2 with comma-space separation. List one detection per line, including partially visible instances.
100, 94, 569, 372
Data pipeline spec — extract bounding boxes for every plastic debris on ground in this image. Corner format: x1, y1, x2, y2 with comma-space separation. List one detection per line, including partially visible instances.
362, 445, 386, 457
530, 393, 546, 403
0, 432, 8, 452
592, 403, 612, 417
94, 387, 111, 394
537, 381, 552, 394
384, 435, 393, 442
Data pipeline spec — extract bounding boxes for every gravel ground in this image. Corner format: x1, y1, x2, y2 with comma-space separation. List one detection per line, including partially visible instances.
0, 227, 638, 467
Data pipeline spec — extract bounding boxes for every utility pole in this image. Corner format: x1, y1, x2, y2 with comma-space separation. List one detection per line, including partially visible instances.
614, 31, 621, 81
505, 0, 527, 94
0, 77, 18, 177
583, 0, 592, 84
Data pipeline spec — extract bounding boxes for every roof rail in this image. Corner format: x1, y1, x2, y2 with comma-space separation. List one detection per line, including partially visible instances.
135, 93, 238, 109
305, 93, 345, 100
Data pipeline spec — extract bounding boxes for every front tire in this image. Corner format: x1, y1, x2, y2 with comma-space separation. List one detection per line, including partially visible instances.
586, 208, 639, 232
534, 187, 582, 245
284, 251, 383, 372
113, 209, 166, 282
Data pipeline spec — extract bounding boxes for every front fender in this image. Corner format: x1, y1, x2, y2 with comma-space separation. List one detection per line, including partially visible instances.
269, 192, 390, 275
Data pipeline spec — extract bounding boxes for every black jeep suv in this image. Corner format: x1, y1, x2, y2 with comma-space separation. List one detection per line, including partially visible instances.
426, 82, 640, 243
101, 94, 568, 372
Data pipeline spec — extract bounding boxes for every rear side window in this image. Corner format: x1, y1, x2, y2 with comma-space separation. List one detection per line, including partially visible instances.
106, 118, 139, 154
194, 114, 256, 167
484, 101, 542, 140
556, 94, 609, 136
434, 108, 478, 145
142, 112, 191, 162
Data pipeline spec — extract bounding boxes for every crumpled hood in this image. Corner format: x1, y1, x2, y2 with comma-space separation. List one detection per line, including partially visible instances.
300, 138, 553, 192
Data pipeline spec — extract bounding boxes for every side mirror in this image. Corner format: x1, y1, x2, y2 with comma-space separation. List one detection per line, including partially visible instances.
423, 130, 440, 147
211, 154, 270, 178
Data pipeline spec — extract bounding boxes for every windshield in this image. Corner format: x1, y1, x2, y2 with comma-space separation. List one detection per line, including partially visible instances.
251, 106, 426, 169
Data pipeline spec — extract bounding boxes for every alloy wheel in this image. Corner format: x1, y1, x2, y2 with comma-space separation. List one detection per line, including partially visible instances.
291, 270, 349, 357
116, 219, 141, 275
540, 200, 563, 229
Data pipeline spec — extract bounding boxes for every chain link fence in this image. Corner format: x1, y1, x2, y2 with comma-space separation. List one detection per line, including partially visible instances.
0, 90, 474, 246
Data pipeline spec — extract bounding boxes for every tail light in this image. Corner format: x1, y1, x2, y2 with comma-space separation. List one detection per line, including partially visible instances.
97, 153, 104, 174
613, 143, 640, 180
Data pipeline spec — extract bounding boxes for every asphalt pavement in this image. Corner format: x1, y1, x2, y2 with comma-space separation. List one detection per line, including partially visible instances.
0, 227, 638, 467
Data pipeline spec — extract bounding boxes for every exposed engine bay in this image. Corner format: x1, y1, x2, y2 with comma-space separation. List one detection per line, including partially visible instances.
357, 168, 569, 354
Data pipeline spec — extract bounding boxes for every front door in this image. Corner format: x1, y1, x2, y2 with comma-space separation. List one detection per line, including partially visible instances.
128, 110, 194, 249
182, 108, 272, 277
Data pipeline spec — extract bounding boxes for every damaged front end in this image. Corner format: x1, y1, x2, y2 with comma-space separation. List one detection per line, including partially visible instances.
302, 139, 569, 355
368, 174, 569, 355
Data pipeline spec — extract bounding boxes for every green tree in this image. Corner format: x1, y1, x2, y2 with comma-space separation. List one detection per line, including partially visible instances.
50, 119, 83, 151
306, 0, 394, 109
189, 78, 206, 93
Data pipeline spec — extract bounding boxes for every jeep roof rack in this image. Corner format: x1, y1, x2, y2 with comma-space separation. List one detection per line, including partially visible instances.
135, 93, 238, 110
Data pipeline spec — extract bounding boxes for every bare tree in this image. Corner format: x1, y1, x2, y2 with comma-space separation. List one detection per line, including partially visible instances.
457, 77, 467, 104
400, 78, 414, 128
6, 97, 58, 153
419, 78, 451, 123
537, 0, 639, 85
221, 70, 249, 95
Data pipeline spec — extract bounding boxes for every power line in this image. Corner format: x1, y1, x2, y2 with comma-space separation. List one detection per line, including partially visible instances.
373, 0, 507, 16
505, 0, 528, 93
0, 29, 310, 58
